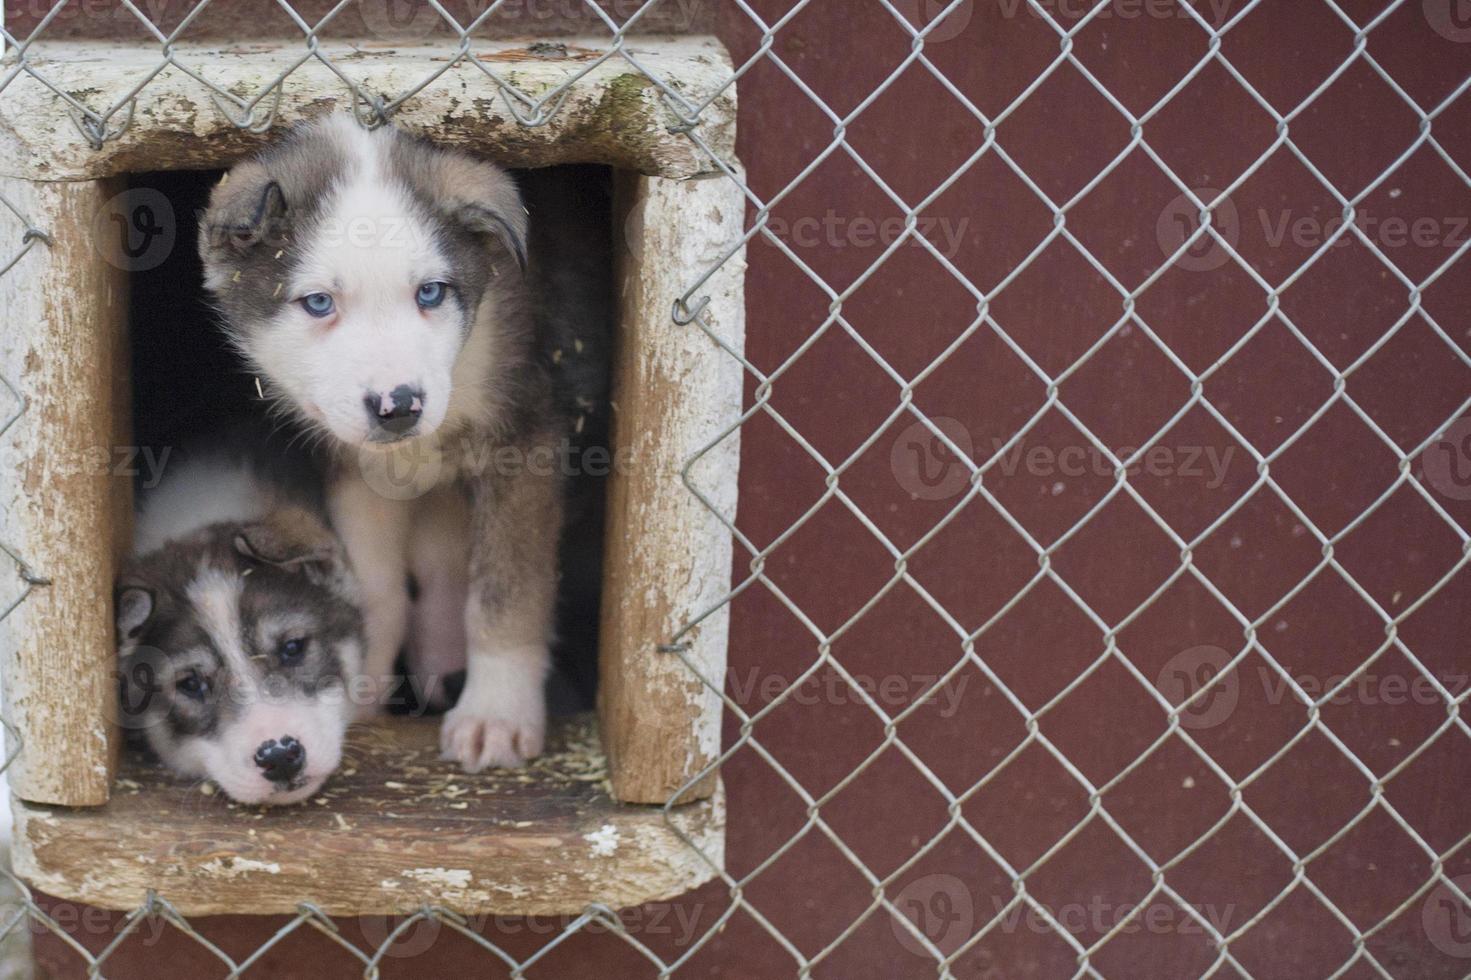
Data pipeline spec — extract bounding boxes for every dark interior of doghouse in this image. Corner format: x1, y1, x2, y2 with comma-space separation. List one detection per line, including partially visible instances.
127, 164, 614, 719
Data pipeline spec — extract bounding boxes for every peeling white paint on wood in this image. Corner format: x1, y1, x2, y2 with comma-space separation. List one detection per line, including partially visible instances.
402, 867, 473, 889
0, 175, 130, 806
600, 172, 746, 804
11, 717, 725, 916
197, 857, 283, 878
0, 37, 736, 182
583, 823, 620, 857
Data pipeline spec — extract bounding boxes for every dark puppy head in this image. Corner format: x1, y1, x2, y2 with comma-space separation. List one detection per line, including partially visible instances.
199, 115, 528, 449
117, 507, 363, 805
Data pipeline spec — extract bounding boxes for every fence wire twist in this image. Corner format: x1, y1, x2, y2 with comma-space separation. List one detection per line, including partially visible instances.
1, 0, 1470, 977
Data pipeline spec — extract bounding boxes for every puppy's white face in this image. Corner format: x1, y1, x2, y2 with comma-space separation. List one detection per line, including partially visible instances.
252, 170, 463, 447
200, 117, 526, 452
117, 516, 364, 806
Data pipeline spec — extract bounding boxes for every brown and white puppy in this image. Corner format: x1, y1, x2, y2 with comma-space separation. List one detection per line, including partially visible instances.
118, 449, 363, 805
199, 116, 564, 771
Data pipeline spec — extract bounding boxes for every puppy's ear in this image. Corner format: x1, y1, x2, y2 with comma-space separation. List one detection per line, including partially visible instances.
425, 152, 528, 274
234, 507, 339, 573
199, 160, 290, 260
451, 200, 528, 274
115, 584, 155, 644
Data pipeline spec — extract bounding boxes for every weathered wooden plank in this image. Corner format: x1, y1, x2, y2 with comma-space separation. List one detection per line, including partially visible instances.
0, 37, 735, 181
3, 0, 715, 43
0, 175, 130, 806
11, 715, 724, 916
599, 172, 745, 804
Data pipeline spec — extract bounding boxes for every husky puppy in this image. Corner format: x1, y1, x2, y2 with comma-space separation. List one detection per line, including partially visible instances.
117, 446, 363, 804
199, 116, 564, 771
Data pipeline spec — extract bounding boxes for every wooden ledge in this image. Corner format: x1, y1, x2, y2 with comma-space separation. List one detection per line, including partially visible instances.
10, 715, 723, 916
0, 35, 735, 181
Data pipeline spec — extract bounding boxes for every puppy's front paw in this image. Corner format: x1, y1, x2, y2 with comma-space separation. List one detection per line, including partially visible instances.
439, 713, 544, 772
440, 641, 549, 772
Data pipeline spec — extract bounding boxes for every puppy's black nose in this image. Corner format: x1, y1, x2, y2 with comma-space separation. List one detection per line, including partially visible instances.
254, 736, 305, 784
364, 385, 424, 436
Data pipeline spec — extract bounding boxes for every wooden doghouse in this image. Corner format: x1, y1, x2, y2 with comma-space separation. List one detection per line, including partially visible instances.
0, 35, 744, 916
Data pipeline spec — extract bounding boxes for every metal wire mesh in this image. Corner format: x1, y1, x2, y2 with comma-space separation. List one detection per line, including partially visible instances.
1, 0, 1470, 976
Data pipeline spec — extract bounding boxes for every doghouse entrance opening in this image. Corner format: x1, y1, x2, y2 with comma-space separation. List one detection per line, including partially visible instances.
127, 165, 611, 718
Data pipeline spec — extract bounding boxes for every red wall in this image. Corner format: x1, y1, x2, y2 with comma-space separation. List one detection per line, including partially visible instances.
29, 1, 1471, 977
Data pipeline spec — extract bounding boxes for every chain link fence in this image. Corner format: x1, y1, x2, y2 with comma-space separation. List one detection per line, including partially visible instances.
2, 0, 1471, 976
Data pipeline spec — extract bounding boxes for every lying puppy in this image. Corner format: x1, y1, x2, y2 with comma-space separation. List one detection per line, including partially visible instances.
117, 446, 363, 804
200, 116, 564, 770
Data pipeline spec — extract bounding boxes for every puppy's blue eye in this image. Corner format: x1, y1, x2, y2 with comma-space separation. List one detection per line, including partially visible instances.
278, 637, 308, 666
176, 671, 211, 701
416, 281, 447, 309
300, 292, 335, 317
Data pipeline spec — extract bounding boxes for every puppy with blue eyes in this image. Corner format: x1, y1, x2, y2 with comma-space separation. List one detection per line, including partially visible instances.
200, 115, 566, 771
116, 449, 364, 805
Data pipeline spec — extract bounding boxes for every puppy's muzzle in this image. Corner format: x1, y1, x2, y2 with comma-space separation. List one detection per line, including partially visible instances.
254, 735, 305, 784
